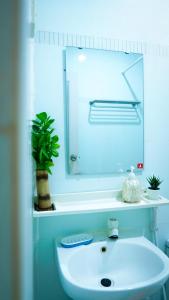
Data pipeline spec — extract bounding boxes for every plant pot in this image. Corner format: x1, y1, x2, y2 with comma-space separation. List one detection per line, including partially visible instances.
36, 170, 52, 210
147, 188, 160, 200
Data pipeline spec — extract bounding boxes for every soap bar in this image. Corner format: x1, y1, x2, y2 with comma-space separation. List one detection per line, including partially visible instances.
61, 233, 93, 248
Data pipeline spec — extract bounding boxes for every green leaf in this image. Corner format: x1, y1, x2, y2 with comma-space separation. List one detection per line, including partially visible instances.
48, 119, 55, 126
52, 144, 60, 149
36, 112, 47, 122
39, 135, 46, 146
47, 167, 52, 175
49, 128, 54, 134
32, 125, 40, 132
43, 119, 55, 130
52, 150, 59, 157
48, 161, 54, 167
39, 149, 43, 162
52, 135, 59, 143
46, 116, 51, 121
42, 148, 49, 159
32, 134, 38, 148
32, 120, 41, 126
32, 151, 38, 161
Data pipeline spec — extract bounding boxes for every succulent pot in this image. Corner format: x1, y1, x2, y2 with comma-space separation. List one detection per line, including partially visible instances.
36, 170, 52, 210
148, 187, 160, 200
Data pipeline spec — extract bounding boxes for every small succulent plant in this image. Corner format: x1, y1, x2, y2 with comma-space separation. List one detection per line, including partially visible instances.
147, 175, 162, 190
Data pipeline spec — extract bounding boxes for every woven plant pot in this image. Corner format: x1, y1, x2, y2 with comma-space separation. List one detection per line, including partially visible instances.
36, 170, 52, 210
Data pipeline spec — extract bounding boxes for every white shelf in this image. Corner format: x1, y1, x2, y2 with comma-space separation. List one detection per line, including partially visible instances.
33, 190, 169, 218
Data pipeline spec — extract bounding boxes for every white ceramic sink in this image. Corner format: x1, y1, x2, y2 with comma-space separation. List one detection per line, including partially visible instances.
56, 237, 169, 300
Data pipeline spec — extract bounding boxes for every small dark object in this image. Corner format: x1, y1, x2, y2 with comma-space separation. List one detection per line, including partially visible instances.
109, 235, 118, 239
101, 278, 111, 287
34, 203, 56, 211
101, 246, 107, 253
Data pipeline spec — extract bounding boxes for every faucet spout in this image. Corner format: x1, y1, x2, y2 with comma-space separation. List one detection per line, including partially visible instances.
108, 218, 119, 239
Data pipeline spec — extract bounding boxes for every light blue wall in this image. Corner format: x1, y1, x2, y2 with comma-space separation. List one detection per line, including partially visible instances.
34, 1, 169, 300
35, 0, 169, 44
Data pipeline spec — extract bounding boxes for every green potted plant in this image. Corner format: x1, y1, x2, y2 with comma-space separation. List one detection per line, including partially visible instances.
32, 112, 60, 210
146, 175, 162, 200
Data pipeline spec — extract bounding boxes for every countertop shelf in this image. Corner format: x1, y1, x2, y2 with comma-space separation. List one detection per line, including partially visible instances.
33, 190, 169, 218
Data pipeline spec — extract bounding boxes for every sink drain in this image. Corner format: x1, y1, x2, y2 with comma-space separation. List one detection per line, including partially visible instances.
100, 278, 112, 287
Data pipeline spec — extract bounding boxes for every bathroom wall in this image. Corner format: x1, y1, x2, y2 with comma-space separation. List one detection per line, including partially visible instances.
34, 1, 169, 300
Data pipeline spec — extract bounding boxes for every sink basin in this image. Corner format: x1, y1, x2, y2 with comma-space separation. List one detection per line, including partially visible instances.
56, 237, 169, 300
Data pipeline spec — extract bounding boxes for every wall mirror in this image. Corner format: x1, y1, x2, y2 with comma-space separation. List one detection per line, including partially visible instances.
65, 47, 144, 175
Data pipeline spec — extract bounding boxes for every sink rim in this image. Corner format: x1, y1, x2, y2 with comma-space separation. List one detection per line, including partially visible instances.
56, 236, 169, 292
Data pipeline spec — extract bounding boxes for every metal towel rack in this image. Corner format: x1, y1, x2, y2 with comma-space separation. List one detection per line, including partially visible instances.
89, 100, 141, 124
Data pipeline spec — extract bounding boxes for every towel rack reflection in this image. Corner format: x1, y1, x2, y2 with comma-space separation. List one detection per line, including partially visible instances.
89, 100, 141, 124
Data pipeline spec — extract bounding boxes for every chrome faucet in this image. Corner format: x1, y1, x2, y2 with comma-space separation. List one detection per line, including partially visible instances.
108, 218, 119, 239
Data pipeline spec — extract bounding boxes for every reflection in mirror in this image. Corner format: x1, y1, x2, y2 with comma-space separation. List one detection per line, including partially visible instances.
65, 47, 144, 175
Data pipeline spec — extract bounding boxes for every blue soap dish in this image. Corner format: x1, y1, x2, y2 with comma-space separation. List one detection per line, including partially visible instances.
61, 233, 93, 248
